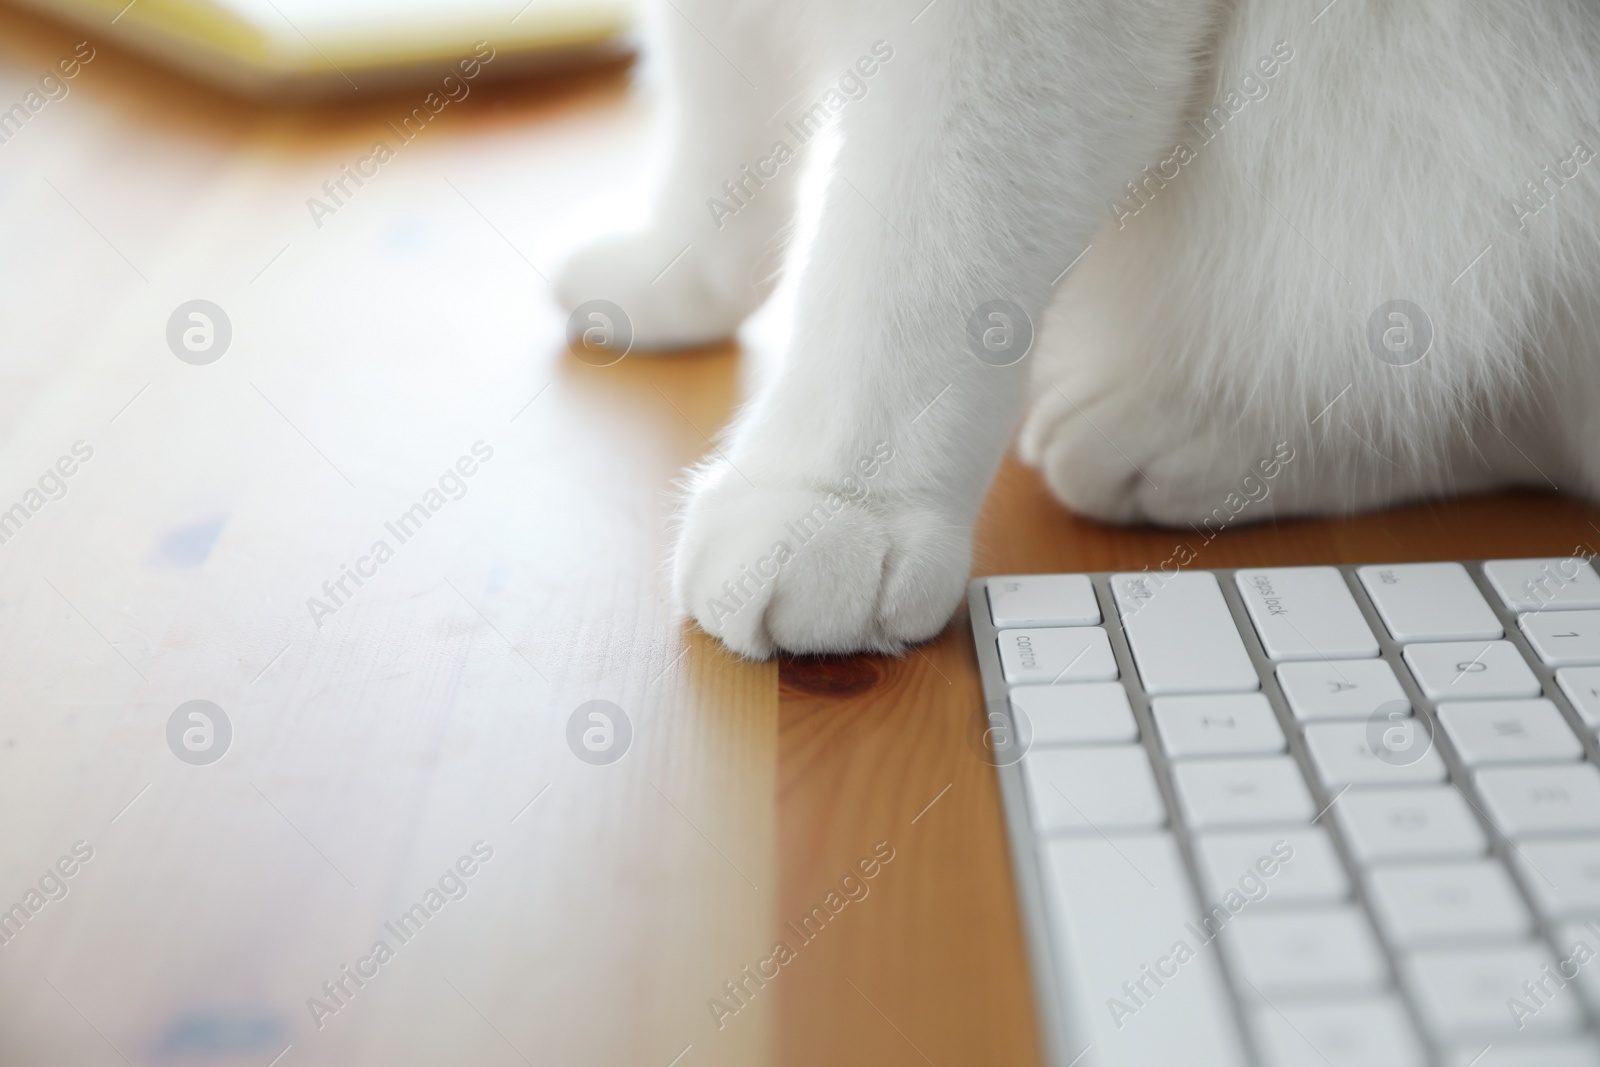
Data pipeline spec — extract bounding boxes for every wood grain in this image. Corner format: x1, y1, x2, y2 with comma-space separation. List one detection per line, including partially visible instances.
0, 10, 771, 1067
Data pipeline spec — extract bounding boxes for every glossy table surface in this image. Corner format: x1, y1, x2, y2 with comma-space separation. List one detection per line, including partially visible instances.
3, 7, 1599, 1065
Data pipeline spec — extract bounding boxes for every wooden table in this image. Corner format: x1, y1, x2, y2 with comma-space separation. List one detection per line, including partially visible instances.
3, 8, 1598, 1065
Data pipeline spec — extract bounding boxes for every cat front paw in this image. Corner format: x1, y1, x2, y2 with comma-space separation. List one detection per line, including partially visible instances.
672, 465, 971, 658
553, 229, 758, 350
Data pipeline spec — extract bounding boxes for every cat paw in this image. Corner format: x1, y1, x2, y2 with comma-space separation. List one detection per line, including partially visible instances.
1019, 388, 1247, 526
672, 466, 971, 658
553, 229, 757, 349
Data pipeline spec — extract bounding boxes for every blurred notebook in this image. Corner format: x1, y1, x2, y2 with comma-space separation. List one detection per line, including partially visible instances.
10, 0, 634, 98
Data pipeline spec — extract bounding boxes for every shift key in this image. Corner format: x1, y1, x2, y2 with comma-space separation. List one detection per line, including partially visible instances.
1112, 572, 1259, 694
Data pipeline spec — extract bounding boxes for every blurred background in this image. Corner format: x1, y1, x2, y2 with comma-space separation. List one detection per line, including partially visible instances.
7, 0, 635, 97
0, 2, 1047, 1065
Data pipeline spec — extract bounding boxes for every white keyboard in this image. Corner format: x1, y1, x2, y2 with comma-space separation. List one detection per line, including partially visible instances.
968, 561, 1600, 1067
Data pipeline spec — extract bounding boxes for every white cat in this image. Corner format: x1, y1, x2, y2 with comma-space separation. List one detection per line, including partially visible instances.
556, 0, 1600, 658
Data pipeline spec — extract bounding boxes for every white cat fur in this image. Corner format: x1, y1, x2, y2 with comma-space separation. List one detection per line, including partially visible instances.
556, 0, 1600, 658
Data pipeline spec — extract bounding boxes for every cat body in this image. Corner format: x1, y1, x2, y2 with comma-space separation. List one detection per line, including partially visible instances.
557, 0, 1600, 657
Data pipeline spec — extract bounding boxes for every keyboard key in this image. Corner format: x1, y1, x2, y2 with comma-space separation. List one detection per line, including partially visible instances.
1152, 694, 1284, 758
1557, 922, 1600, 1011
1557, 667, 1600, 729
1404, 945, 1583, 1039
1040, 833, 1249, 1066
1276, 658, 1411, 721
1366, 862, 1533, 947
1445, 1040, 1600, 1067
1251, 997, 1426, 1067
1403, 641, 1541, 700
997, 627, 1118, 685
1523, 610, 1600, 667
1170, 757, 1314, 829
1335, 787, 1488, 863
1009, 682, 1138, 746
1516, 840, 1600, 918
1194, 828, 1349, 906
1022, 747, 1165, 833
1477, 764, 1600, 838
1485, 557, 1600, 612
1226, 907, 1386, 995
1359, 562, 1503, 642
987, 574, 1100, 628
1235, 566, 1379, 661
1111, 572, 1259, 695
1438, 701, 1583, 765
1303, 719, 1447, 788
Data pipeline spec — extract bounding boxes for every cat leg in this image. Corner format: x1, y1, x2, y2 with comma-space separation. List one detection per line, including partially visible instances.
553, 1, 812, 347
1018, 259, 1534, 527
1021, 0, 1590, 528
672, 0, 1217, 657
1020, 238, 1549, 527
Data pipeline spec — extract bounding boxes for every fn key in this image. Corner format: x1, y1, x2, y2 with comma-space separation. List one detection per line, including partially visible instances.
987, 574, 1101, 628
